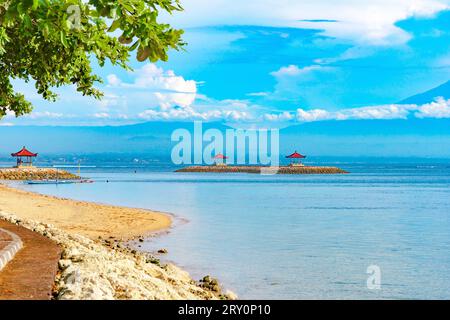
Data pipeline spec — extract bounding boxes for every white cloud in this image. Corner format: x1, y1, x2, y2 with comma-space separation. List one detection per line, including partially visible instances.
264, 105, 414, 123
7, 63, 265, 125
97, 93, 122, 110
219, 99, 250, 109
107, 63, 197, 110
415, 97, 450, 118
134, 93, 260, 122
93, 112, 110, 119
341, 104, 414, 120
296, 104, 416, 122
247, 92, 270, 97
107, 74, 122, 86
261, 98, 450, 123
166, 0, 449, 45
25, 111, 65, 119
432, 52, 450, 67
271, 65, 325, 77
315, 46, 376, 64
264, 111, 294, 122
269, 64, 334, 103
137, 107, 251, 122
296, 108, 333, 122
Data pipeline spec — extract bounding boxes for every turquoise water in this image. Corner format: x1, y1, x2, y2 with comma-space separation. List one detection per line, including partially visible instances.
15, 163, 450, 299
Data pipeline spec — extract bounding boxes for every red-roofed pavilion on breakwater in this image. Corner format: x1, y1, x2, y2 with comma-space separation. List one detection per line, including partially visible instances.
285, 151, 306, 166
11, 147, 38, 168
213, 153, 228, 166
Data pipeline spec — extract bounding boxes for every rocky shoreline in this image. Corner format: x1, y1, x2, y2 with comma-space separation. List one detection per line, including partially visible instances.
0, 168, 80, 180
0, 211, 236, 300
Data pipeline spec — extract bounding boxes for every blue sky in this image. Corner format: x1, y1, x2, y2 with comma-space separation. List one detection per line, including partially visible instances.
4, 0, 450, 126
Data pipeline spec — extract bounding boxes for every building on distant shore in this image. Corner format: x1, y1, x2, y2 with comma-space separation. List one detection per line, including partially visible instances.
11, 147, 38, 168
286, 151, 306, 167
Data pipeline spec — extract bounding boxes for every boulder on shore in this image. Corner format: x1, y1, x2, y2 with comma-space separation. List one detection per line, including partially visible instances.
0, 211, 237, 300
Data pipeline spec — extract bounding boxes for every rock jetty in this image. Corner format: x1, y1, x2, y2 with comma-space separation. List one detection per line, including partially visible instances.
176, 165, 348, 174
0, 168, 80, 180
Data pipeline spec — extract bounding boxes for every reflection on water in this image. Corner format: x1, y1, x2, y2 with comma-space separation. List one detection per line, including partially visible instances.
16, 163, 450, 299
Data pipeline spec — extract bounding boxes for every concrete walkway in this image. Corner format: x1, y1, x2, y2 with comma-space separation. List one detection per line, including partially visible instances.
0, 220, 61, 300
0, 228, 23, 271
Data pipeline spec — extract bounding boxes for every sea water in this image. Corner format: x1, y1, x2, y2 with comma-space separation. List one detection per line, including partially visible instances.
14, 163, 450, 299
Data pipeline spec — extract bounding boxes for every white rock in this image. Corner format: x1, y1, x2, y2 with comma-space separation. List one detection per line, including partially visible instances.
58, 259, 72, 270
0, 211, 228, 300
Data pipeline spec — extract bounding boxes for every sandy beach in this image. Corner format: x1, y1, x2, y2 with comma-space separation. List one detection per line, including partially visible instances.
0, 182, 232, 300
0, 183, 171, 240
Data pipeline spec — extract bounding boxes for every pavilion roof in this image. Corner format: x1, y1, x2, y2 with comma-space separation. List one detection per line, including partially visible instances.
285, 151, 306, 159
214, 153, 228, 159
11, 147, 38, 157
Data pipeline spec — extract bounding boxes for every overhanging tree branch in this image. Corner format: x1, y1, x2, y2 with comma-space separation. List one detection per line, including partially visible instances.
0, 0, 185, 118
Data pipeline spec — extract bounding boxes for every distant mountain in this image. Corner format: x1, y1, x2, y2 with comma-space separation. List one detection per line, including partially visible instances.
0, 121, 231, 156
281, 118, 450, 136
399, 80, 450, 105
2, 119, 450, 159
279, 118, 450, 158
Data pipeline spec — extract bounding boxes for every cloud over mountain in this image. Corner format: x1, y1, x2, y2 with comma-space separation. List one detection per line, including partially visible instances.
167, 0, 449, 45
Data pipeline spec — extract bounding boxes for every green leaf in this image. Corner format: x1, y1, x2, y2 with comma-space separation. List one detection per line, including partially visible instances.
129, 40, 140, 51
0, 0, 185, 118
108, 19, 121, 33
17, 3, 24, 15
60, 31, 68, 48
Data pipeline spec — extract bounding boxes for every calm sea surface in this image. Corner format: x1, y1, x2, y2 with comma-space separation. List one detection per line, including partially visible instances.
12, 163, 450, 299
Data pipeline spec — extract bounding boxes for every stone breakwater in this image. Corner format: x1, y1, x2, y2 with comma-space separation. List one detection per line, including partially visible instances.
0, 168, 80, 180
0, 211, 236, 300
176, 165, 348, 174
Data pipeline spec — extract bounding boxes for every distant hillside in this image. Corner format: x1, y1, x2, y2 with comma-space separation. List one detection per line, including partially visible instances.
0, 121, 230, 156
399, 80, 450, 104
279, 118, 450, 158
2, 119, 450, 158
281, 118, 450, 136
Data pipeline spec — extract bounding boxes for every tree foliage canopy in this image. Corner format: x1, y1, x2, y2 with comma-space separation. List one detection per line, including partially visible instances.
0, 0, 184, 118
